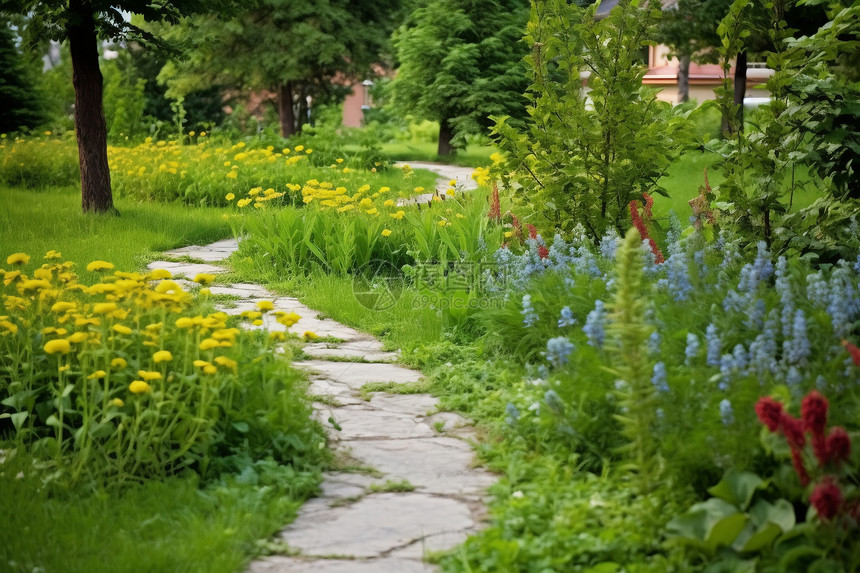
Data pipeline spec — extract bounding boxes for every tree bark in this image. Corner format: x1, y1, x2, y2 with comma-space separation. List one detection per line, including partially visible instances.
437, 117, 455, 157
68, 0, 115, 214
677, 54, 690, 104
278, 83, 296, 137
733, 50, 747, 133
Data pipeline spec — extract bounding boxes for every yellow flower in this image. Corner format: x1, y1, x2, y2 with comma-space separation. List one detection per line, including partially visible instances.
226, 170, 238, 179
390, 210, 405, 220
128, 380, 152, 394
303, 331, 319, 341
199, 338, 220, 350
256, 300, 274, 311
240, 310, 262, 320
67, 332, 87, 343
438, 219, 448, 227
44, 339, 71, 354
269, 331, 286, 342
153, 350, 173, 363
110, 398, 124, 407
19, 279, 51, 292
51, 301, 76, 313
237, 198, 252, 208
193, 273, 216, 285
294, 145, 304, 152
111, 357, 128, 369
214, 356, 238, 371
381, 229, 392, 237
44, 250, 62, 260
150, 269, 172, 280
359, 197, 373, 209
175, 317, 195, 329
93, 302, 118, 314
112, 324, 133, 335
504, 231, 513, 238
414, 187, 425, 193
58, 364, 70, 372
252, 319, 263, 326
87, 370, 107, 380
383, 199, 396, 207
446, 189, 456, 197
6, 253, 30, 266
1, 320, 18, 334
276, 312, 301, 327
137, 370, 162, 381
449, 179, 457, 187
226, 193, 235, 201
86, 260, 114, 272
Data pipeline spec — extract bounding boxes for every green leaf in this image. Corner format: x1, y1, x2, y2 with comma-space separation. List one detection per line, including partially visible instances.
707, 469, 766, 509
10, 411, 29, 431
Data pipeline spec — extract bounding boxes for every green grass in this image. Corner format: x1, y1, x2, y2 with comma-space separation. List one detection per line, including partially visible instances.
0, 453, 311, 573
0, 185, 232, 282
655, 150, 822, 221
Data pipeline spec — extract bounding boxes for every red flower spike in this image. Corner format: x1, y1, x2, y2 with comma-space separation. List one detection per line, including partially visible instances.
826, 426, 851, 465
812, 434, 829, 467
843, 340, 860, 367
527, 224, 538, 240
538, 245, 549, 259
488, 183, 501, 223
755, 396, 784, 432
801, 390, 829, 439
629, 201, 665, 264
642, 192, 654, 219
780, 412, 806, 450
810, 476, 843, 521
791, 449, 811, 487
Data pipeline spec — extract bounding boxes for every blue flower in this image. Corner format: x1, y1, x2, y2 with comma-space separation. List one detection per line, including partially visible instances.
719, 399, 734, 425
783, 309, 810, 367
544, 389, 565, 413
521, 294, 538, 327
685, 332, 700, 366
749, 310, 779, 377
706, 323, 721, 367
545, 336, 574, 368
666, 252, 693, 302
600, 228, 620, 260
583, 300, 606, 348
648, 331, 662, 355
505, 402, 520, 425
557, 306, 577, 328
652, 362, 669, 393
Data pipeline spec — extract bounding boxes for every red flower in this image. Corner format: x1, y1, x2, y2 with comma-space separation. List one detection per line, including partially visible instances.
780, 412, 806, 450
791, 449, 811, 487
826, 426, 851, 465
629, 200, 665, 264
810, 476, 843, 521
509, 213, 524, 243
843, 340, 860, 367
488, 183, 501, 223
538, 245, 549, 259
801, 390, 829, 439
755, 396, 784, 432
642, 192, 654, 219
527, 224, 538, 240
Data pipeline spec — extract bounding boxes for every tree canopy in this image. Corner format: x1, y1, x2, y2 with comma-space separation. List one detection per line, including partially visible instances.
388, 0, 531, 155
160, 0, 403, 137
0, 21, 44, 133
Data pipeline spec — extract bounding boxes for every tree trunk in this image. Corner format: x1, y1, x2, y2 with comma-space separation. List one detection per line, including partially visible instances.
733, 50, 747, 133
68, 0, 115, 214
677, 54, 690, 104
437, 117, 455, 157
278, 83, 296, 137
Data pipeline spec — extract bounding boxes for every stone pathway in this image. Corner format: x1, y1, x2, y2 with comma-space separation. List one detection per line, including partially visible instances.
394, 162, 477, 205
147, 237, 495, 573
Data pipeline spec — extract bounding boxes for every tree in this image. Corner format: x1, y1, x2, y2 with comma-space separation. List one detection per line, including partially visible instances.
160, 0, 403, 138
655, 0, 731, 103
2, 0, 235, 213
0, 21, 44, 133
388, 0, 531, 156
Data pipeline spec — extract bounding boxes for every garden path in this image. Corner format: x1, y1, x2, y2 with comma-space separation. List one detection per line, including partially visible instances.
147, 239, 495, 573
394, 162, 477, 204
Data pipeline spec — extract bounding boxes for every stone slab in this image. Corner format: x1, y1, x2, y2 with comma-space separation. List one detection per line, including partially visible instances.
302, 345, 400, 363
344, 438, 495, 496
295, 361, 423, 388
146, 261, 225, 276
247, 557, 430, 573
366, 394, 439, 416
279, 492, 474, 558
324, 406, 437, 441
